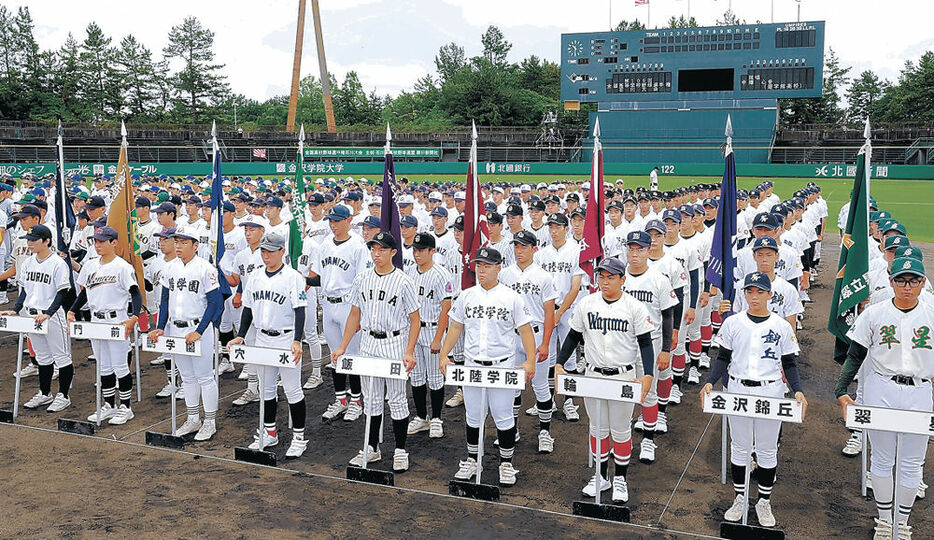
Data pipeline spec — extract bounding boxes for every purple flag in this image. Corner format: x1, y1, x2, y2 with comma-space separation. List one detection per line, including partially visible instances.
379, 152, 403, 269
706, 146, 737, 310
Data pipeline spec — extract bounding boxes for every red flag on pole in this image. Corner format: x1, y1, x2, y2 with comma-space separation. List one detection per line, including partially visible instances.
579, 118, 605, 286
461, 121, 489, 290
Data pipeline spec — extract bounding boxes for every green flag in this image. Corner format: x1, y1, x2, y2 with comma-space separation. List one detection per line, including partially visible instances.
827, 147, 871, 341
288, 125, 307, 269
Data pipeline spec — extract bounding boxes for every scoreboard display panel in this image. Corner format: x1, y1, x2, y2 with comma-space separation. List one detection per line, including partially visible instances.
561, 21, 824, 105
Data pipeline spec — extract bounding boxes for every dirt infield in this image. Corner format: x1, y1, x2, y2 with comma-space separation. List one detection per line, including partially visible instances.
0, 234, 931, 539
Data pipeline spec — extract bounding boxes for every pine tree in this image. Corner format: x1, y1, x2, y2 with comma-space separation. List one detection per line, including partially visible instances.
115, 35, 161, 120
163, 16, 229, 124
79, 22, 120, 120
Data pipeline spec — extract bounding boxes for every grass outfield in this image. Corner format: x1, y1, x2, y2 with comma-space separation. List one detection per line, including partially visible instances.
403, 174, 934, 243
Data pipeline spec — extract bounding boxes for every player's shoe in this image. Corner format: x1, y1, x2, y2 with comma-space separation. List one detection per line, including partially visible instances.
687, 366, 700, 384
407, 417, 430, 434
0, 292, 9, 304
155, 383, 175, 398
872, 519, 893, 540
563, 399, 580, 421
237, 367, 249, 380
232, 388, 260, 406
633, 416, 646, 432
917, 480, 927, 500
724, 494, 747, 522
194, 419, 216, 441
611, 476, 630, 503
216, 360, 235, 375
866, 471, 873, 491
656, 412, 668, 434
445, 388, 464, 408
303, 374, 323, 389
86, 403, 117, 422
14, 363, 38, 378
454, 457, 478, 480
639, 438, 657, 464
175, 387, 185, 400
343, 400, 363, 422
525, 404, 537, 416
755, 498, 776, 527
248, 430, 279, 450
669, 384, 683, 404
538, 430, 555, 454
46, 393, 71, 413
582, 475, 611, 497
285, 436, 308, 459
87, 354, 96, 363
108, 404, 135, 425
896, 523, 912, 540
52, 367, 59, 380
393, 449, 409, 472
349, 446, 381, 467
321, 400, 347, 421
699, 354, 711, 369
429, 418, 444, 439
175, 417, 202, 437
842, 432, 862, 456
498, 462, 518, 486
150, 354, 166, 366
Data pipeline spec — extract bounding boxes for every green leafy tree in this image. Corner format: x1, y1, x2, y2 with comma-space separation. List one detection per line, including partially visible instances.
481, 25, 512, 66
666, 15, 699, 28
716, 10, 745, 26
163, 16, 229, 124
115, 35, 162, 120
434, 42, 466, 83
615, 19, 646, 31
79, 22, 121, 120
53, 33, 87, 120
780, 48, 850, 125
846, 70, 889, 122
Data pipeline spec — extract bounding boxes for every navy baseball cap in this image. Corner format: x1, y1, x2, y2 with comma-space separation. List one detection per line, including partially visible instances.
453, 216, 465, 231
367, 231, 398, 250
703, 198, 718, 208
154, 202, 177, 214
400, 215, 418, 228
326, 205, 351, 221
505, 204, 523, 217
135, 196, 151, 208
92, 226, 119, 242
24, 224, 52, 242
222, 201, 236, 213
412, 233, 436, 250
595, 257, 626, 276
86, 196, 106, 209
743, 272, 772, 292
487, 211, 503, 225
662, 209, 682, 223
307, 192, 325, 205
752, 212, 778, 230
570, 207, 586, 220
472, 247, 503, 265
752, 236, 779, 252
430, 206, 448, 218
547, 212, 569, 226
265, 196, 283, 208
362, 215, 381, 229
626, 231, 652, 247
13, 204, 41, 218
678, 204, 695, 217
644, 219, 667, 234
511, 230, 538, 246
154, 227, 176, 238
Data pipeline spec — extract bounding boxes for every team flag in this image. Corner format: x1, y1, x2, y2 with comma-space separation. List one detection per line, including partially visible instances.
635, 0, 649, 5
54, 120, 76, 284
828, 119, 872, 341
288, 125, 307, 269
705, 115, 738, 310
208, 120, 231, 302
252, 148, 267, 159
106, 120, 146, 305
579, 118, 605, 284
380, 123, 404, 270
461, 121, 489, 290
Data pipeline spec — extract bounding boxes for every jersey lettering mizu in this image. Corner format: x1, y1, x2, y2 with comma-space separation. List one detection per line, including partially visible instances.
312, 235, 369, 300
498, 262, 558, 324
242, 265, 307, 330
20, 253, 70, 311
160, 256, 219, 322
847, 297, 934, 379
351, 268, 419, 333
624, 266, 676, 340
414, 263, 454, 324
77, 256, 138, 312
715, 312, 800, 381
569, 292, 654, 370
449, 283, 532, 361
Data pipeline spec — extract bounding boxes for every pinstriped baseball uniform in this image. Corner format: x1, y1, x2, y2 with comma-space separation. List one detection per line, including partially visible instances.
412, 263, 454, 390
352, 267, 420, 419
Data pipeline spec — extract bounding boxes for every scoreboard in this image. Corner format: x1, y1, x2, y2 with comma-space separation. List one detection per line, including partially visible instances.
560, 21, 825, 106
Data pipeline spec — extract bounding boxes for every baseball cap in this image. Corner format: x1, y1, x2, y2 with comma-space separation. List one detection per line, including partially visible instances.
307, 192, 325, 205
240, 215, 268, 229
529, 200, 546, 212
398, 195, 415, 206
569, 207, 586, 220
889, 257, 925, 279
154, 227, 176, 238
260, 232, 287, 251
703, 198, 718, 208
743, 272, 772, 292
428, 192, 442, 202
453, 216, 465, 231
678, 204, 695, 217
752, 212, 779, 230
135, 196, 151, 208
367, 231, 398, 250
487, 211, 503, 225
608, 200, 625, 212
511, 230, 538, 247
362, 215, 381, 229
400, 215, 418, 228
326, 205, 352, 221
752, 236, 780, 252
883, 235, 909, 251
92, 226, 119, 242
881, 221, 907, 236
412, 233, 436, 250
172, 225, 200, 242
31, 199, 48, 212
86, 196, 106, 209
23, 224, 52, 242
595, 257, 626, 276
222, 201, 236, 213
547, 213, 569, 226
13, 204, 41, 218
154, 202, 177, 215
265, 196, 284, 208
505, 204, 523, 217
454, 191, 466, 201
626, 231, 652, 247
430, 207, 448, 218
472, 247, 503, 265
662, 209, 682, 223
894, 246, 922, 261
644, 219, 666, 234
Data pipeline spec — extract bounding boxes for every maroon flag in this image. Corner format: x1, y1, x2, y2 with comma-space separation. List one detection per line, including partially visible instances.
580, 119, 605, 286
461, 121, 489, 290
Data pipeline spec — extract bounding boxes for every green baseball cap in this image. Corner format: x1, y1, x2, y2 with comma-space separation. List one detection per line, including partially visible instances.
869, 211, 882, 222
75, 192, 90, 201
894, 246, 923, 262
889, 257, 925, 278
881, 221, 907, 236
883, 235, 909, 251
876, 210, 891, 221
156, 192, 170, 203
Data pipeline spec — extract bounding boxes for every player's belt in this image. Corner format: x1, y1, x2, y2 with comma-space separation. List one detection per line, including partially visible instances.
260, 328, 293, 337
325, 296, 344, 304
368, 329, 403, 339
419, 321, 438, 328
730, 376, 780, 387
590, 365, 633, 376
25, 308, 40, 316
172, 318, 201, 328
890, 375, 930, 386
92, 310, 119, 319
515, 325, 541, 334
472, 357, 510, 366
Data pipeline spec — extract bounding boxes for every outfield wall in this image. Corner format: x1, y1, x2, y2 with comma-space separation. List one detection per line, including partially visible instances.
0, 160, 931, 180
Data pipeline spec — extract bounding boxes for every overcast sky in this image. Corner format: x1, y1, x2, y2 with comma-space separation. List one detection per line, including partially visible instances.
13, 0, 933, 100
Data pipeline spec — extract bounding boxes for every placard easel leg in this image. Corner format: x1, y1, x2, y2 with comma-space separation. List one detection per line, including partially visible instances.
361, 376, 374, 471
346, 376, 393, 485
213, 332, 220, 386
257, 370, 265, 451
144, 354, 185, 449
892, 433, 901, 527
94, 345, 102, 428
861, 430, 868, 497
133, 327, 142, 403
12, 333, 24, 419
476, 386, 487, 486
170, 355, 177, 435
741, 421, 754, 526
722, 415, 728, 485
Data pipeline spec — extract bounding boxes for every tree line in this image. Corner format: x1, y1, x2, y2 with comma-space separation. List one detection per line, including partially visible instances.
0, 5, 931, 131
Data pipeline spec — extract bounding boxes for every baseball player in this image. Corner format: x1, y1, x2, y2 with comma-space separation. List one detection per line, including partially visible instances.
308, 204, 368, 421
439, 247, 537, 486
230, 215, 267, 404
329, 231, 420, 472
554, 257, 655, 503
701, 272, 807, 528
228, 232, 309, 459
294, 225, 325, 391
65, 226, 143, 425
147, 225, 223, 441
835, 258, 933, 540
146, 227, 184, 399
3, 225, 74, 413
407, 232, 454, 439
217, 200, 247, 375
499, 230, 558, 453
720, 237, 803, 330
